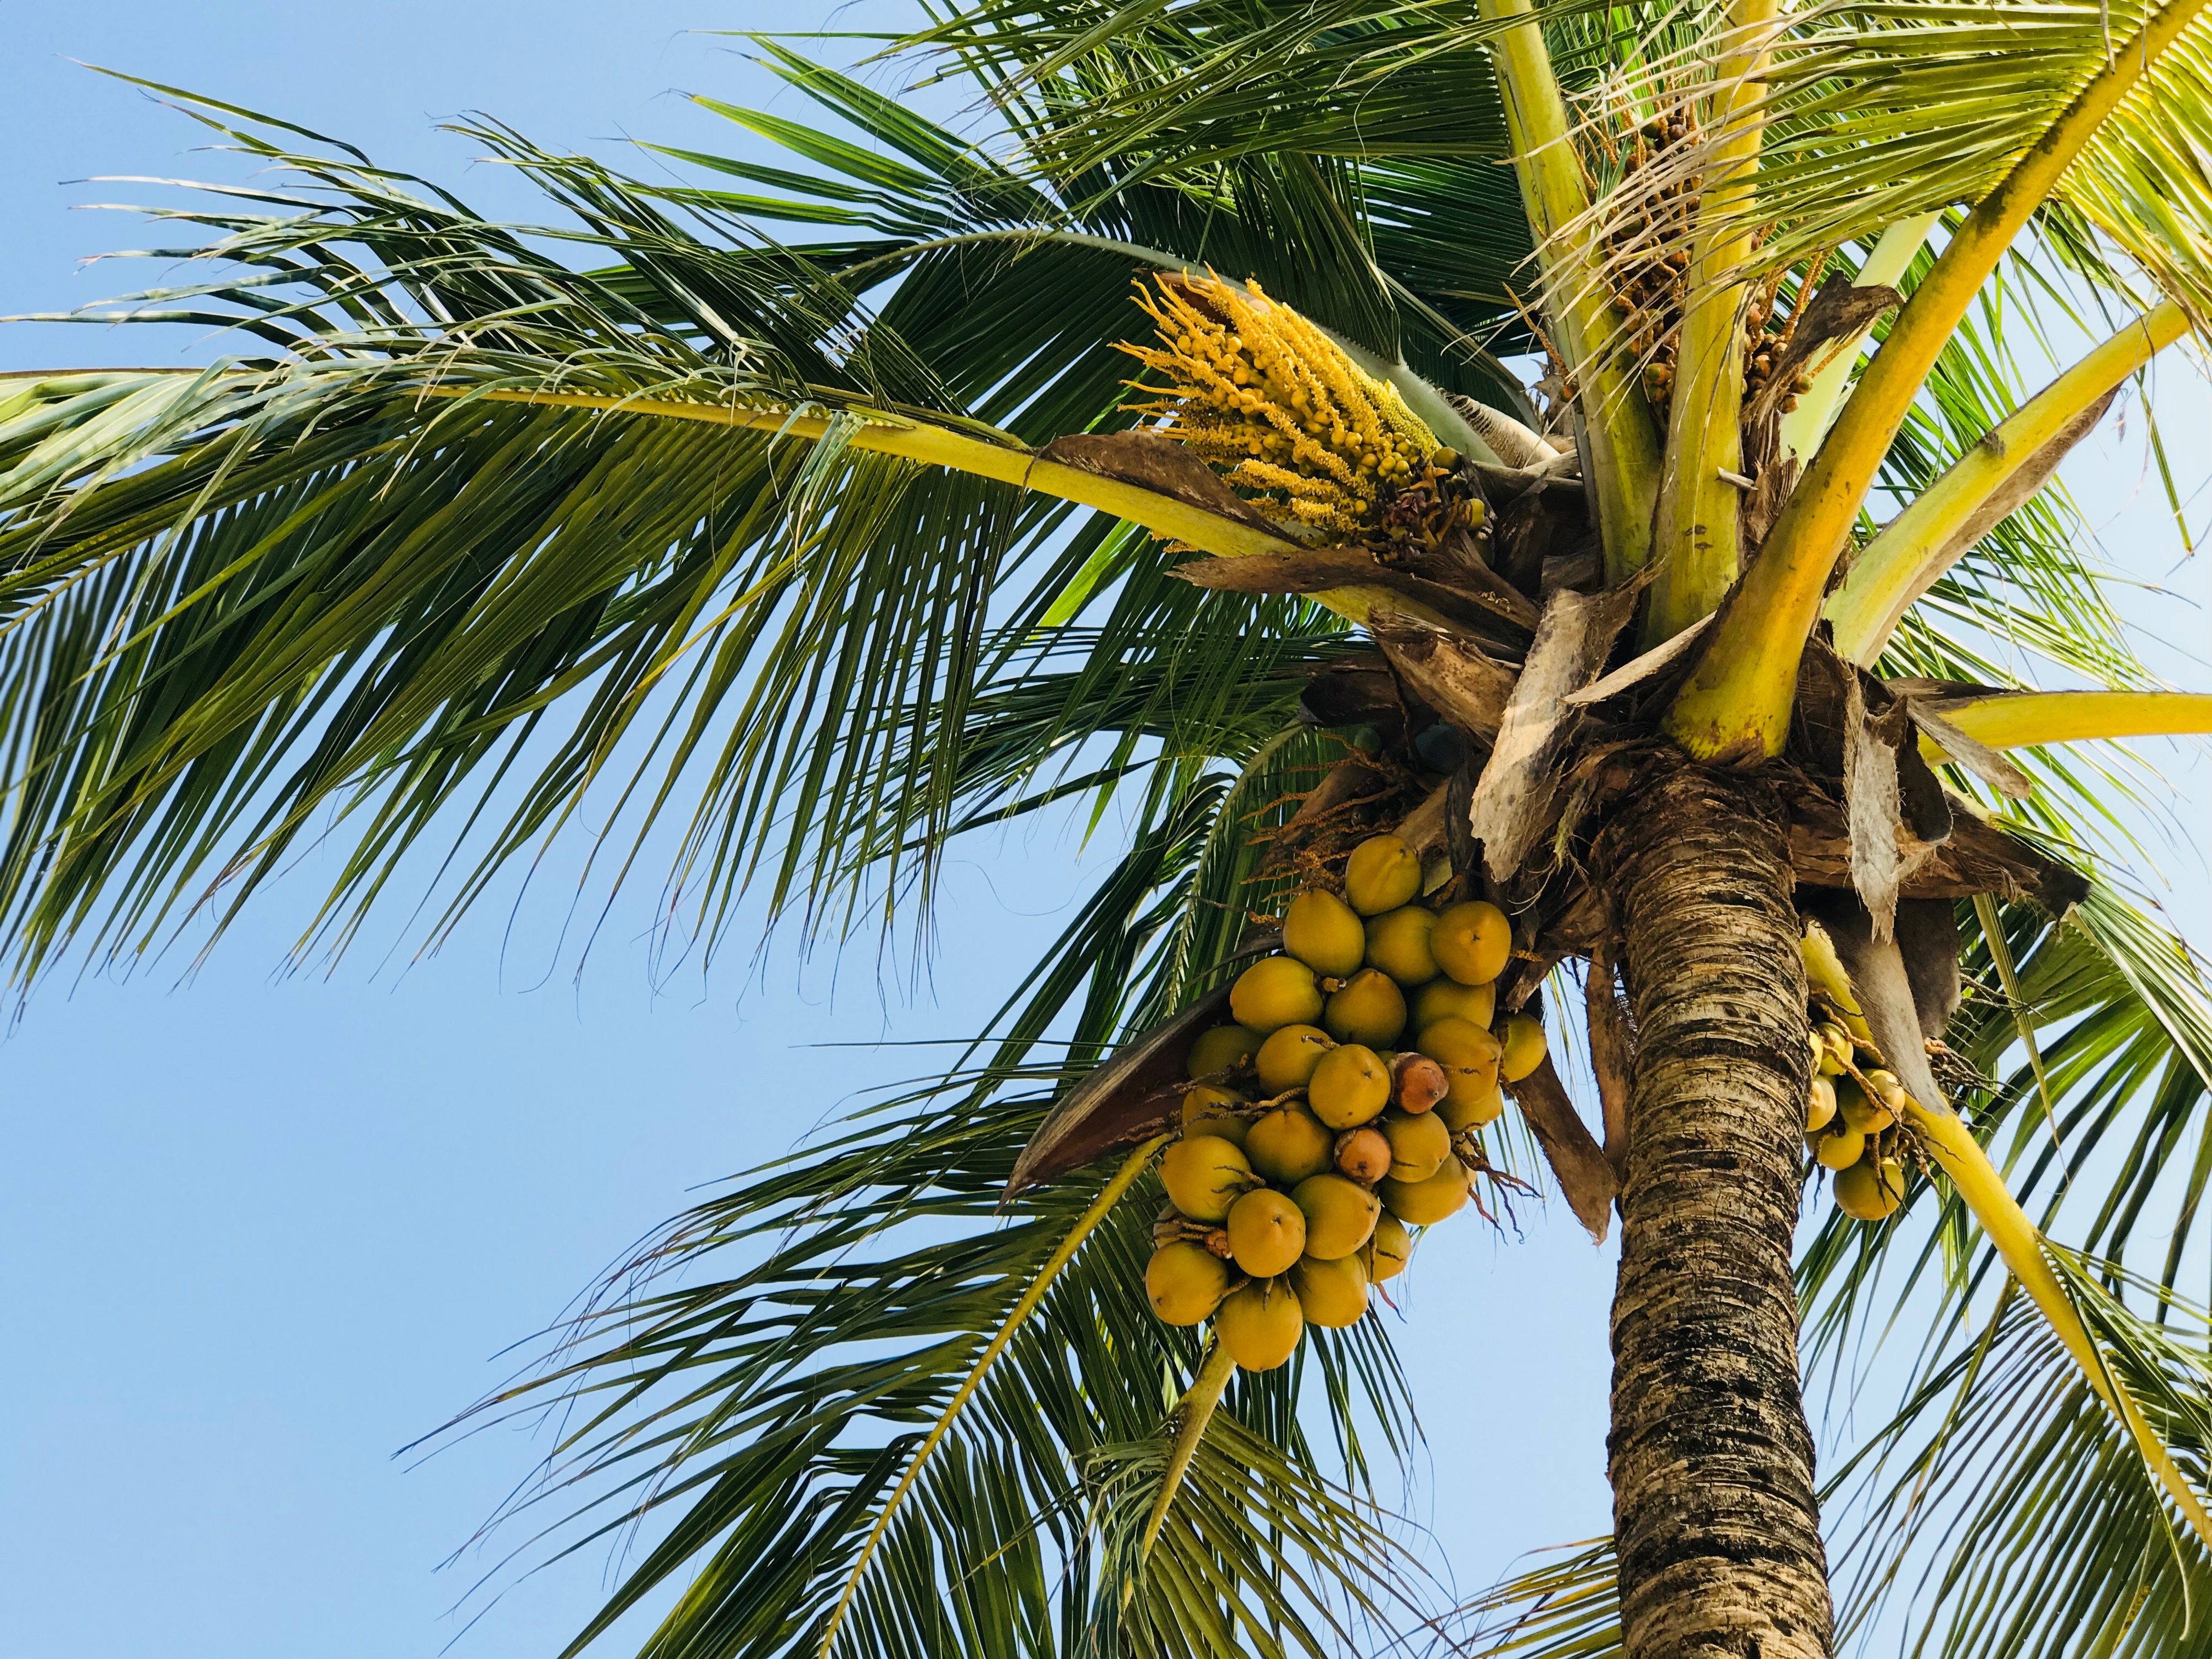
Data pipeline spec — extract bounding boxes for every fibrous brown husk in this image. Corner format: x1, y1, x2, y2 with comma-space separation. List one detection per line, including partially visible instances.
1466, 582, 1644, 885
1369, 614, 1519, 740
1171, 548, 1532, 639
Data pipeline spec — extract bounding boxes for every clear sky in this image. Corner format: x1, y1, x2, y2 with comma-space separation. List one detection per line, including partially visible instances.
1, 7, 2208, 1659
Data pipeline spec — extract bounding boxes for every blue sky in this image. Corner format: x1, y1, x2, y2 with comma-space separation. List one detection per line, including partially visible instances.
2, 5, 2209, 1658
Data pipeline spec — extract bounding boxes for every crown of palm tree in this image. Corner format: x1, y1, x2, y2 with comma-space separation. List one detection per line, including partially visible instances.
10, 3, 2212, 1656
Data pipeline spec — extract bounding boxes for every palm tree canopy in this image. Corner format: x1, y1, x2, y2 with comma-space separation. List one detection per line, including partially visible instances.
9, 5, 2212, 1657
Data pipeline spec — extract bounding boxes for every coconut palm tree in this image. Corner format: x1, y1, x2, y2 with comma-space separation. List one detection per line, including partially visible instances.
12, 2, 2212, 1654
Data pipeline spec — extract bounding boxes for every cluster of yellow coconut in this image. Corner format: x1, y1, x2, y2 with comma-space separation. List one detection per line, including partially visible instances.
1805, 1019, 1913, 1222
1146, 833, 1547, 1370
1119, 274, 1438, 535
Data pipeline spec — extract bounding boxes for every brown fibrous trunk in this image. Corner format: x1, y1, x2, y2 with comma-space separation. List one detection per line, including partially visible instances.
1600, 760, 1833, 1659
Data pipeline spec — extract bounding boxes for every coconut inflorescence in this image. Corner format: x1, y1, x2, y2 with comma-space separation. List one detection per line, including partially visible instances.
1141, 833, 1518, 1367
1119, 277, 1444, 539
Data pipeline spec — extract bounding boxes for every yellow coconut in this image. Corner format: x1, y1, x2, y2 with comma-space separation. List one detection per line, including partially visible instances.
1289, 1252, 1370, 1328
1418, 1015, 1503, 1116
1344, 834, 1421, 916
1379, 1109, 1451, 1182
1412, 977, 1496, 1035
1245, 1105, 1335, 1184
1161, 1135, 1257, 1222
1437, 1079, 1505, 1132
1431, 900, 1511, 986
1833, 1155, 1908, 1221
1836, 1075, 1894, 1134
1256, 1024, 1335, 1093
1187, 1023, 1263, 1080
1380, 1159, 1472, 1224
1182, 1084, 1249, 1147
1214, 1278, 1305, 1370
1364, 1213, 1412, 1283
1291, 1172, 1383, 1259
1226, 1186, 1308, 1277
1813, 1124, 1866, 1171
1498, 1012, 1547, 1082
1307, 1042, 1390, 1128
1365, 906, 1439, 986
1863, 1068, 1911, 1116
1230, 955, 1324, 1034
1283, 888, 1367, 978
1146, 1242, 1232, 1325
1804, 1076, 1837, 1135
1324, 968, 1408, 1047
1815, 1023, 1852, 1076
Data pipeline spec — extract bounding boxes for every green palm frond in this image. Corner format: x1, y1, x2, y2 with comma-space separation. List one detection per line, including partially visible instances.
661, 40, 1533, 408
398, 637, 1442, 1657
911, 0, 1514, 175
892, 5, 1542, 383
1826, 1255, 2212, 1659
20, 9, 2212, 1658
917, 0, 2212, 312
1451, 1539, 1618, 1658
0, 360, 1029, 980
1093, 1417, 1430, 1658
430, 994, 1410, 1658
0, 53, 1535, 989
1463, 1251, 2212, 1659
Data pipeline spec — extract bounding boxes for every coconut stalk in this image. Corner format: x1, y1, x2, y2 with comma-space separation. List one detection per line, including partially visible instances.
1925, 689, 2212, 751
20, 369, 1435, 629
1138, 1341, 1240, 1559
1906, 1101, 2212, 1548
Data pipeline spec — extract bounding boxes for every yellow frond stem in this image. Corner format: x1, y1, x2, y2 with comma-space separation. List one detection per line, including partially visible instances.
1665, 0, 2211, 760
1908, 1102, 2212, 1550
820, 1133, 1169, 1658
1921, 689, 2212, 753
1480, 0, 1663, 583
1830, 301, 2191, 663
1646, 0, 1779, 644
1776, 215, 1940, 466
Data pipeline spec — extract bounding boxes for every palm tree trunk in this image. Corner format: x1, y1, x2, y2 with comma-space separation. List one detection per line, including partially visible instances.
1601, 762, 1832, 1658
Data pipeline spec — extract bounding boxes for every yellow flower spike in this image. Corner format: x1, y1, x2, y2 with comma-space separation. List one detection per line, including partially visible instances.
1110, 272, 1441, 539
